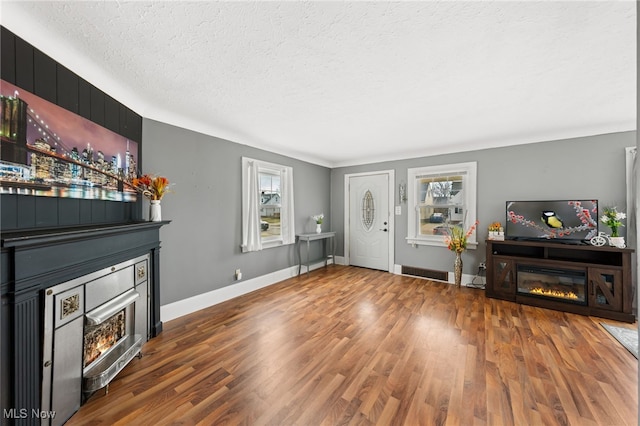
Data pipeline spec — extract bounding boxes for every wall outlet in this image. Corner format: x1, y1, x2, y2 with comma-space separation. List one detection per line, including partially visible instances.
235, 269, 242, 280
478, 262, 486, 270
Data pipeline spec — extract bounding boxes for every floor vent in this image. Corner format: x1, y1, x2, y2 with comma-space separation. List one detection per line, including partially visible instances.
401, 266, 448, 281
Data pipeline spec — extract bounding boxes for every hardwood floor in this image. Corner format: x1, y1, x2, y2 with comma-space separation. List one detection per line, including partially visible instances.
67, 265, 637, 425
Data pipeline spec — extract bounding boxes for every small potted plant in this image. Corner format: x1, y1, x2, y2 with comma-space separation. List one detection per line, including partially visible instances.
488, 222, 504, 241
601, 206, 626, 247
312, 213, 324, 233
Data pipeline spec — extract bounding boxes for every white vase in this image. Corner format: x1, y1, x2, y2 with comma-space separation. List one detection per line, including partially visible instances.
149, 200, 162, 222
316, 223, 322, 233
610, 236, 625, 248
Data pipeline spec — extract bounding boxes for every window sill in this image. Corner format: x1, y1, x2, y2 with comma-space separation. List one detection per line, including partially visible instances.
262, 239, 284, 250
241, 239, 287, 253
406, 237, 478, 250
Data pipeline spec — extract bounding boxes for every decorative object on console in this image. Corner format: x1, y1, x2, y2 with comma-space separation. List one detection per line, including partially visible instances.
444, 220, 479, 287
600, 206, 626, 247
487, 222, 504, 240
312, 213, 324, 233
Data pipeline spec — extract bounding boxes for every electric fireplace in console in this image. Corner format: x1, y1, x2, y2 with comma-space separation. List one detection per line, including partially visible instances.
516, 265, 587, 305
486, 239, 635, 323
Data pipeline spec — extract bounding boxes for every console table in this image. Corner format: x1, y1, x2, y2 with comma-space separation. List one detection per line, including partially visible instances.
486, 239, 635, 323
297, 232, 336, 276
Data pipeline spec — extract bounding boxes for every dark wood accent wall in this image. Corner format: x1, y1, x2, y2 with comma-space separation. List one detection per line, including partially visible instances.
0, 26, 144, 231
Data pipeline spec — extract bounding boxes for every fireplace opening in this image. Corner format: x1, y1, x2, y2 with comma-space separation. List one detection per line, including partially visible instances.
83, 309, 126, 368
517, 265, 587, 305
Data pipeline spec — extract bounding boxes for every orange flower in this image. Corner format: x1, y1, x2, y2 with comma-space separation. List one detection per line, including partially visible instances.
132, 174, 171, 200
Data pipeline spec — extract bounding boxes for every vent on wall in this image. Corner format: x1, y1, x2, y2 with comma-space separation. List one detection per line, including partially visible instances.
401, 266, 448, 282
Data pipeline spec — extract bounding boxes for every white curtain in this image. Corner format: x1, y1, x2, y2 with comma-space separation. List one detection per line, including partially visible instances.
625, 147, 637, 313
280, 166, 295, 245
242, 160, 262, 252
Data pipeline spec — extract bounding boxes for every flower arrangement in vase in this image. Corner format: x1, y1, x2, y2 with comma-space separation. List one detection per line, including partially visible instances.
131, 174, 171, 221
443, 220, 479, 287
312, 213, 324, 233
601, 206, 626, 247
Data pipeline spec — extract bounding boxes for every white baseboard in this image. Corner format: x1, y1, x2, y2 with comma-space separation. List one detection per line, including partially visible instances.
161, 259, 339, 322
161, 265, 298, 322
393, 263, 482, 288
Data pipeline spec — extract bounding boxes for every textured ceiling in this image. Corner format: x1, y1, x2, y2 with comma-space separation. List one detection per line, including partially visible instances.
1, 1, 636, 167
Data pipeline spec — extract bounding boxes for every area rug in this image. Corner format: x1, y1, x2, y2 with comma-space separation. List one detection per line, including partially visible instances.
601, 323, 638, 359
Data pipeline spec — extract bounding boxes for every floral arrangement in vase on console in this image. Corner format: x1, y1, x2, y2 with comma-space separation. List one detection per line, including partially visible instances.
443, 220, 479, 287
132, 174, 171, 222
601, 206, 626, 248
312, 213, 324, 233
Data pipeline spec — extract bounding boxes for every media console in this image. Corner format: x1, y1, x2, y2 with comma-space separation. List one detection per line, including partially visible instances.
486, 239, 635, 323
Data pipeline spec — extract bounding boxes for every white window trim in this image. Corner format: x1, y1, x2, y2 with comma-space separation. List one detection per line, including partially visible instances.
241, 157, 295, 252
406, 161, 478, 248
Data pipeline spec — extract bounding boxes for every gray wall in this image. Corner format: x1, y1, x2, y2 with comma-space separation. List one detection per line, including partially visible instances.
144, 116, 633, 306
142, 119, 331, 305
331, 131, 636, 276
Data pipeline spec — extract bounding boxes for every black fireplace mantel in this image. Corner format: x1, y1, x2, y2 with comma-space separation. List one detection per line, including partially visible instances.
1, 221, 169, 425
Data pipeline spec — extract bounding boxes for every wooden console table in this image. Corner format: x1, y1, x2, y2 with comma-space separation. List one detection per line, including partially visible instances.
486, 239, 635, 323
297, 232, 336, 276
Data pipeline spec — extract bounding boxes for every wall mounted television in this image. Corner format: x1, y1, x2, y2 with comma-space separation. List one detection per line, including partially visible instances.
505, 200, 599, 243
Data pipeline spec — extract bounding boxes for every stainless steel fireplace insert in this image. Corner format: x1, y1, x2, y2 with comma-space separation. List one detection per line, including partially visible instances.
40, 254, 150, 426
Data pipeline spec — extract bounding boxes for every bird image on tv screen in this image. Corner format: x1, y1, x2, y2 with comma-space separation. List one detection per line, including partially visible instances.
505, 200, 598, 241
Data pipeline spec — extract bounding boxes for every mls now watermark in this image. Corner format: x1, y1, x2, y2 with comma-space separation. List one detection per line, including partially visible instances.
3, 408, 56, 420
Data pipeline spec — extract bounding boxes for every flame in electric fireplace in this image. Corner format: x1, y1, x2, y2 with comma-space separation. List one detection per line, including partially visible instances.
529, 287, 579, 300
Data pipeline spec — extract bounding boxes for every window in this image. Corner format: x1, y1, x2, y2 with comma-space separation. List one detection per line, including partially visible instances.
242, 157, 295, 252
260, 171, 281, 242
406, 162, 477, 247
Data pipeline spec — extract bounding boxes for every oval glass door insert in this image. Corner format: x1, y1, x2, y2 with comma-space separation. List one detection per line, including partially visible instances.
362, 190, 375, 231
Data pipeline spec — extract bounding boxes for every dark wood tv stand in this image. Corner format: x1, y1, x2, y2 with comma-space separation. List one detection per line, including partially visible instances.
486, 239, 635, 323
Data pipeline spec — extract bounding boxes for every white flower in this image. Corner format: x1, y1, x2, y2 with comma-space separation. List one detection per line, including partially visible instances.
617, 212, 627, 220
311, 213, 324, 224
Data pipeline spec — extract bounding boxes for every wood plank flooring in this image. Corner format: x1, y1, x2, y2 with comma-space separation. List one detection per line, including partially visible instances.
67, 265, 638, 425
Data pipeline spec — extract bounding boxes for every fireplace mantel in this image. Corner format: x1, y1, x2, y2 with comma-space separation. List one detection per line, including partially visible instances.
1, 221, 169, 425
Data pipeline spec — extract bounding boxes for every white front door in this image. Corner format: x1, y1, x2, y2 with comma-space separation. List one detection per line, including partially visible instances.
348, 173, 390, 271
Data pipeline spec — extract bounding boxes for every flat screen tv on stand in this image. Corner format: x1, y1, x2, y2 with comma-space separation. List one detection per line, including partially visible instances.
505, 200, 599, 244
